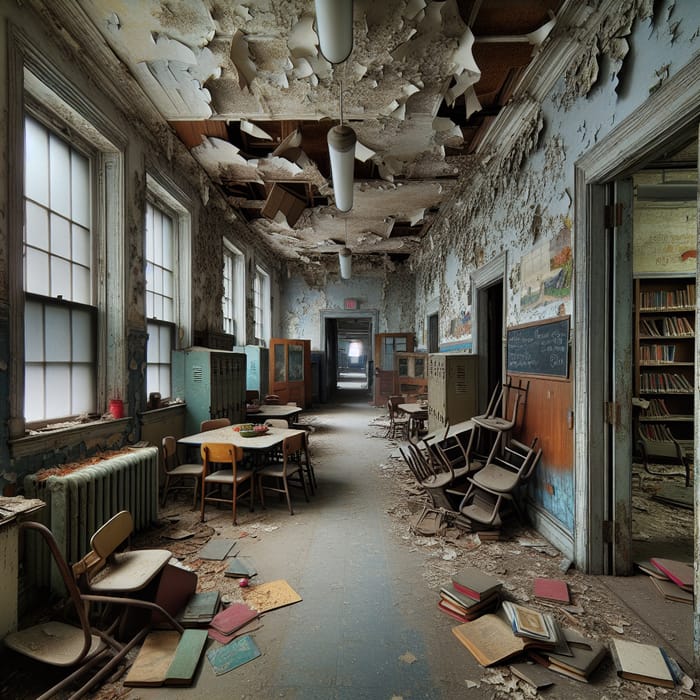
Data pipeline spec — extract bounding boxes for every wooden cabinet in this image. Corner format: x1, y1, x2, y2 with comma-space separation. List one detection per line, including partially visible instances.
634, 277, 695, 460
427, 353, 478, 432
269, 338, 312, 408
395, 352, 428, 398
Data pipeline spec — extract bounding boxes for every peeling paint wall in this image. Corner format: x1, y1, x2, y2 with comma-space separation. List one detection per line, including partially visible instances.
280, 261, 415, 348
412, 0, 700, 535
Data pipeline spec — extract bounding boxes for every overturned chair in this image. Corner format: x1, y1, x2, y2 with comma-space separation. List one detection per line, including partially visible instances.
6, 519, 182, 700
458, 436, 542, 528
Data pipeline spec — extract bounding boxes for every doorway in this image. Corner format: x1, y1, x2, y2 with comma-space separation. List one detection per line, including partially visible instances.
321, 311, 377, 400
472, 254, 507, 413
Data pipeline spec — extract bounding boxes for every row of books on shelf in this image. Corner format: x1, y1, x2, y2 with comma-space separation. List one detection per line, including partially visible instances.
640, 316, 694, 337
640, 285, 696, 311
639, 372, 693, 392
443, 565, 688, 689
639, 344, 678, 362
643, 398, 673, 417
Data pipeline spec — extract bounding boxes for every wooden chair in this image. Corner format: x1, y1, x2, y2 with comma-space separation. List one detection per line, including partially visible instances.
459, 437, 542, 526
6, 521, 182, 700
200, 442, 253, 524
257, 433, 309, 514
72, 510, 171, 595
200, 417, 231, 432
386, 395, 410, 440
161, 435, 203, 508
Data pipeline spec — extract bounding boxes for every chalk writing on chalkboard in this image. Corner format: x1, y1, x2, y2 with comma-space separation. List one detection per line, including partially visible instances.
506, 317, 569, 378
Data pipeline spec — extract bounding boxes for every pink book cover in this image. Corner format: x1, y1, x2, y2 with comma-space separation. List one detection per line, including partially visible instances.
650, 558, 693, 590
209, 602, 259, 635
533, 577, 570, 603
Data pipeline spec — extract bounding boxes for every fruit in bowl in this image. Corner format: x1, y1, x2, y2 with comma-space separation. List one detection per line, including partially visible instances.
233, 423, 254, 432
253, 424, 268, 433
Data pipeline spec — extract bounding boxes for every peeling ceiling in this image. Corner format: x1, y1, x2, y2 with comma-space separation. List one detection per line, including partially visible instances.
77, 0, 565, 263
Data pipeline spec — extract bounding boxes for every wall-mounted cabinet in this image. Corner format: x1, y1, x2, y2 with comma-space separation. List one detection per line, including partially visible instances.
634, 277, 695, 460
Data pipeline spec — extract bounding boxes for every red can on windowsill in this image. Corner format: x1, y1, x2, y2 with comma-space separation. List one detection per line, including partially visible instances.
109, 399, 124, 419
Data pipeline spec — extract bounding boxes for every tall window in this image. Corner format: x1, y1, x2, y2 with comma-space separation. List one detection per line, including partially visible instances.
23, 115, 95, 422
145, 202, 175, 397
253, 266, 270, 345
222, 241, 244, 341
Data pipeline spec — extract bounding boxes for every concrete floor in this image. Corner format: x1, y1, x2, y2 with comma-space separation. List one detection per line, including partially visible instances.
5, 390, 695, 699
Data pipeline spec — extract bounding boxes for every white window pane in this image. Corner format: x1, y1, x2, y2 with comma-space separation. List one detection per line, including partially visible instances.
153, 266, 163, 295
25, 118, 49, 206
45, 364, 71, 418
145, 261, 154, 287
162, 296, 173, 322
72, 309, 93, 362
146, 290, 154, 318
146, 206, 155, 262
147, 364, 159, 395
147, 324, 160, 363
49, 135, 71, 218
162, 269, 173, 299
152, 294, 163, 320
24, 301, 45, 362
159, 365, 171, 397
158, 326, 171, 359
25, 248, 50, 296
71, 151, 90, 227
50, 256, 71, 299
72, 264, 91, 304
162, 218, 173, 270
25, 201, 49, 250
72, 224, 90, 266
24, 365, 45, 422
71, 365, 95, 414
45, 305, 71, 361
50, 213, 71, 259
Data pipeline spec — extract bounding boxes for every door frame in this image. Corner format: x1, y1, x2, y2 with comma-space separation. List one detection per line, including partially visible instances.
320, 309, 378, 398
573, 57, 700, 583
471, 253, 507, 411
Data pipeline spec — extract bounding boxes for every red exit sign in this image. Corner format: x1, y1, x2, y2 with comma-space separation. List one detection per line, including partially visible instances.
344, 298, 358, 310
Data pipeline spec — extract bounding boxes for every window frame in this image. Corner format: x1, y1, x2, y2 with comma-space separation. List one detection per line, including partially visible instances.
222, 239, 245, 342
254, 265, 271, 346
144, 173, 192, 400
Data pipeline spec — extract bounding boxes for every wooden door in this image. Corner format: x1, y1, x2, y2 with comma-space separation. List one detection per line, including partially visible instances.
269, 338, 312, 408
373, 333, 414, 406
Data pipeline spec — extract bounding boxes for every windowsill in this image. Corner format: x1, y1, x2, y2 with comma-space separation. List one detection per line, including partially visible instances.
9, 417, 131, 459
138, 403, 186, 423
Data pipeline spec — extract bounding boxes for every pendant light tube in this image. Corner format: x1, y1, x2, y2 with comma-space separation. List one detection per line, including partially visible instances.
314, 0, 354, 65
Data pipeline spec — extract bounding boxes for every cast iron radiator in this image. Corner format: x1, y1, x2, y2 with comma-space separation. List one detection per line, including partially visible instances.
23, 446, 159, 593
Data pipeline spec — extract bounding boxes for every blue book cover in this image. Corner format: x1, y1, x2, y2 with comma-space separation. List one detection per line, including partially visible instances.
206, 634, 261, 676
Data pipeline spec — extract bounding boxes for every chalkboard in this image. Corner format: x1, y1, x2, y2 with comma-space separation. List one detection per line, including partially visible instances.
506, 317, 569, 378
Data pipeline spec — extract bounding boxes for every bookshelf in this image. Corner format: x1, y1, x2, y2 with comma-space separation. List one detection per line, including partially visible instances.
634, 277, 695, 474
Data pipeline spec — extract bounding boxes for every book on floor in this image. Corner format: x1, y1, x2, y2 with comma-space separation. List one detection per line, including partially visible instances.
509, 661, 555, 690
501, 601, 559, 643
124, 631, 181, 687
451, 566, 502, 601
609, 638, 675, 688
452, 608, 552, 667
438, 594, 499, 623
635, 559, 669, 580
533, 577, 570, 604
649, 558, 693, 591
650, 576, 693, 604
206, 634, 261, 676
209, 602, 259, 636
178, 590, 221, 627
224, 556, 257, 578
530, 627, 607, 682
164, 629, 208, 687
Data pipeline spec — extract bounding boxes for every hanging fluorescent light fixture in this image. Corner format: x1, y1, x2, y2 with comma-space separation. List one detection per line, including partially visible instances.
327, 121, 356, 212
314, 0, 354, 65
338, 219, 352, 279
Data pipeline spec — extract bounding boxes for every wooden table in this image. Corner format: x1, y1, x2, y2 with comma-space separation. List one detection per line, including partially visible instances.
398, 403, 429, 438
246, 404, 303, 425
179, 424, 304, 451
422, 420, 473, 447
